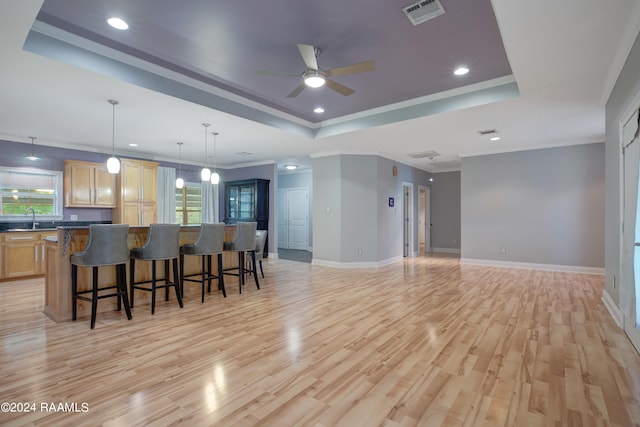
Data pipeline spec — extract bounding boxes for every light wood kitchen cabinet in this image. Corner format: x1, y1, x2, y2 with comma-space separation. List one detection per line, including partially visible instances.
2, 231, 56, 278
112, 158, 158, 226
64, 160, 116, 208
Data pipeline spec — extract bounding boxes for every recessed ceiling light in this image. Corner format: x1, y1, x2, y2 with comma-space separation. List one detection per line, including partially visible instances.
490, 136, 501, 141
454, 67, 469, 76
128, 143, 138, 147
314, 107, 325, 113
285, 165, 298, 170
107, 17, 129, 30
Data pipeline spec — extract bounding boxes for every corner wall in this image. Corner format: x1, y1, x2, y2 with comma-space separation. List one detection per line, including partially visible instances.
461, 143, 604, 271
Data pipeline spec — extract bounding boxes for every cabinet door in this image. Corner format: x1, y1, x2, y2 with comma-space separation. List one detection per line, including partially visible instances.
141, 164, 157, 202
4, 239, 38, 278
141, 202, 156, 226
122, 162, 142, 202
238, 185, 256, 219
37, 232, 56, 274
123, 202, 142, 226
94, 166, 116, 207
66, 163, 94, 206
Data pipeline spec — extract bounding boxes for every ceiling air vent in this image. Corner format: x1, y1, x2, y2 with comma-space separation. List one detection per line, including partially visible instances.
477, 129, 498, 135
403, 0, 446, 26
408, 151, 440, 159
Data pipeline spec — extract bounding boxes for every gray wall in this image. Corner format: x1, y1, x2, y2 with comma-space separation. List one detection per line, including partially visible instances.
312, 156, 342, 262
605, 29, 640, 305
312, 153, 429, 264
461, 143, 605, 268
430, 171, 461, 251
340, 155, 378, 262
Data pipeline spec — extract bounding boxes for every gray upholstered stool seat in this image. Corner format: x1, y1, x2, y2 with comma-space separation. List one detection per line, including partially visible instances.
130, 223, 183, 314
246, 230, 267, 279
180, 223, 226, 302
223, 221, 259, 293
71, 224, 132, 329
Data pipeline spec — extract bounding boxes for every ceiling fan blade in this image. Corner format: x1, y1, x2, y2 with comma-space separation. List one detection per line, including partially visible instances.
255, 70, 302, 77
287, 82, 307, 98
325, 79, 355, 96
326, 60, 375, 78
297, 44, 319, 71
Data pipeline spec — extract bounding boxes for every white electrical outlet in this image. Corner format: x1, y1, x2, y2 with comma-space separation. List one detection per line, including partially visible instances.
70, 214, 78, 221
500, 247, 506, 254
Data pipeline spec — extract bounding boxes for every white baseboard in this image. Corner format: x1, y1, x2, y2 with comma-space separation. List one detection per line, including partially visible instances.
460, 258, 604, 275
267, 252, 278, 259
601, 290, 623, 328
312, 256, 403, 268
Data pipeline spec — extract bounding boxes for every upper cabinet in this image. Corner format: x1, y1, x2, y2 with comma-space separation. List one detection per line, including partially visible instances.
64, 160, 116, 208
224, 179, 269, 230
112, 158, 158, 226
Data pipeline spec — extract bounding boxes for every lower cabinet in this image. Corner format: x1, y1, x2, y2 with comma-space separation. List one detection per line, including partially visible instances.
2, 232, 56, 279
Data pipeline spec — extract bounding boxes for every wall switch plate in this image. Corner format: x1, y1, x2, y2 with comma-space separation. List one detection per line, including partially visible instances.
500, 247, 506, 254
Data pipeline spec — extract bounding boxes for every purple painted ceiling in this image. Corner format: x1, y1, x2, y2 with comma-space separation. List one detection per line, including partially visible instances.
36, 0, 512, 123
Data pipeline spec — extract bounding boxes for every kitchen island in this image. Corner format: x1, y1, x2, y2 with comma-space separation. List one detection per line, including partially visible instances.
43, 225, 238, 322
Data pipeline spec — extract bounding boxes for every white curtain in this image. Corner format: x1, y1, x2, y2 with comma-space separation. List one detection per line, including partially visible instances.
201, 181, 219, 223
621, 109, 640, 325
157, 167, 176, 223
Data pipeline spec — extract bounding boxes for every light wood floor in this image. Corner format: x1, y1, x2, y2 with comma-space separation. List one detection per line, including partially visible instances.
1, 255, 639, 426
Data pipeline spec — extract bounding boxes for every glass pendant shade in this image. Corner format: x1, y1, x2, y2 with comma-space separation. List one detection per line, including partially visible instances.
201, 123, 211, 181
176, 142, 184, 189
201, 167, 211, 181
210, 172, 220, 184
107, 99, 120, 174
107, 156, 120, 173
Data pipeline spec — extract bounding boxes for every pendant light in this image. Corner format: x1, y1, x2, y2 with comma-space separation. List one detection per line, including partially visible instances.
176, 142, 184, 189
210, 131, 220, 185
26, 136, 39, 161
106, 99, 121, 174
200, 123, 211, 181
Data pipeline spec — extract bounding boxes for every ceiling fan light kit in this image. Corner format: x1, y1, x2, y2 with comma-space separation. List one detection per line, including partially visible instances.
257, 44, 375, 98
304, 71, 325, 88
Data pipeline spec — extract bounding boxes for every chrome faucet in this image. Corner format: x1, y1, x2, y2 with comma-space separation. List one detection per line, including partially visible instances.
25, 207, 36, 230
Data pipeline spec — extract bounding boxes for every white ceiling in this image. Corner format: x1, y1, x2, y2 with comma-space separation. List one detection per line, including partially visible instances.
1, 0, 639, 174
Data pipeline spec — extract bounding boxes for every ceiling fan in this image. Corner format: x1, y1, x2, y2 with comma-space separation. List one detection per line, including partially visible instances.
255, 44, 375, 98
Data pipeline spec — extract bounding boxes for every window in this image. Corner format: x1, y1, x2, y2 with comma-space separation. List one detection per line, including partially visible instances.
0, 167, 63, 220
176, 182, 202, 225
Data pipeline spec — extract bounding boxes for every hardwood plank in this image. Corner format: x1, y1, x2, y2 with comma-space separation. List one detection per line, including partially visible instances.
0, 256, 639, 426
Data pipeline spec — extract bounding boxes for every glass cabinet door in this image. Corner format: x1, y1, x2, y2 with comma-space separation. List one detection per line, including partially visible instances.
227, 186, 239, 219
238, 185, 255, 219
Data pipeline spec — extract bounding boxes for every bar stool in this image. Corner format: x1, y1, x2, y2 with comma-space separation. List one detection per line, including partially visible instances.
130, 223, 183, 314
223, 221, 259, 293
180, 223, 226, 303
246, 230, 268, 279
71, 224, 132, 329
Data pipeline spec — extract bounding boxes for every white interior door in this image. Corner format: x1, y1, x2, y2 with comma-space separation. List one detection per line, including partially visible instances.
277, 189, 288, 249
287, 188, 309, 250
